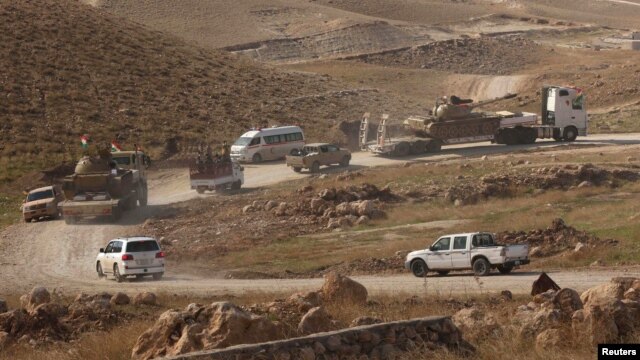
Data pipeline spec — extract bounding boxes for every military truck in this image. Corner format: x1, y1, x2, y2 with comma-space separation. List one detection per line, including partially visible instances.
285, 143, 351, 173
61, 151, 148, 224
361, 86, 588, 156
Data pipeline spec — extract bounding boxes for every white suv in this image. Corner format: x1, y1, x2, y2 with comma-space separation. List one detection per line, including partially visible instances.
96, 237, 165, 282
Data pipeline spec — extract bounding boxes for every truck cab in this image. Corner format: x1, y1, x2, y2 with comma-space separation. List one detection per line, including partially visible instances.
541, 86, 588, 141
405, 232, 529, 277
110, 151, 150, 180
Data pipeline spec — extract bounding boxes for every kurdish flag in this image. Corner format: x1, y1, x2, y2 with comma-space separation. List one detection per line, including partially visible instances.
80, 134, 90, 149
111, 140, 123, 152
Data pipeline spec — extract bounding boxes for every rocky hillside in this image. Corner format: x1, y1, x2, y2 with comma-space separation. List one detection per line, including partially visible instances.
0, 0, 415, 163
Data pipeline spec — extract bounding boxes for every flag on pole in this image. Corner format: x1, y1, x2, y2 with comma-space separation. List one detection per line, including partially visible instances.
80, 134, 90, 149
111, 140, 122, 152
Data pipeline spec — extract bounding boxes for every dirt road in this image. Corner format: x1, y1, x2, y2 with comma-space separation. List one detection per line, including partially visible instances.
1, 133, 640, 297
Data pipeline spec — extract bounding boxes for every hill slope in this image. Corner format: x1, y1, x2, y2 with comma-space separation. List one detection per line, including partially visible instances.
0, 0, 416, 169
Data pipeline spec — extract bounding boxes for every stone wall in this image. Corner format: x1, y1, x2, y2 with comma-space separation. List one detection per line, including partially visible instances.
161, 316, 468, 360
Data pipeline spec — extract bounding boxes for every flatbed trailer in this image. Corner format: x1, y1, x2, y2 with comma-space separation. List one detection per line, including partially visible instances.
361, 85, 588, 156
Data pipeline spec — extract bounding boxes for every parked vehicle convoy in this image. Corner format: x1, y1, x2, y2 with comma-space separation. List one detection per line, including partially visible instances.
22, 185, 64, 222
96, 237, 165, 282
61, 150, 148, 224
285, 143, 351, 173
189, 160, 244, 193
405, 232, 530, 277
230, 125, 304, 163
361, 85, 588, 156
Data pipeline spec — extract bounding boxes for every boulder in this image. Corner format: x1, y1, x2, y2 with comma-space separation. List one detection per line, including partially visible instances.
242, 205, 254, 214
552, 288, 583, 317
517, 308, 562, 338
274, 202, 288, 216
287, 291, 323, 312
535, 328, 564, 350
298, 306, 333, 335
133, 292, 157, 306
321, 272, 368, 305
132, 302, 285, 359
20, 287, 51, 312
355, 215, 370, 226
452, 307, 500, 340
319, 188, 336, 201
531, 273, 561, 296
572, 305, 618, 346
533, 289, 556, 304
574, 242, 586, 253
111, 292, 131, 306
310, 198, 328, 215
355, 200, 373, 217
264, 200, 278, 211
335, 202, 353, 216
580, 282, 624, 306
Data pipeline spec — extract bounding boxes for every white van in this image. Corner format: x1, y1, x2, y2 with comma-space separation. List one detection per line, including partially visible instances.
230, 126, 305, 163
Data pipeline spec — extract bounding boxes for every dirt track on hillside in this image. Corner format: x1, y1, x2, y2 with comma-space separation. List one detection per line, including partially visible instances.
1, 134, 640, 297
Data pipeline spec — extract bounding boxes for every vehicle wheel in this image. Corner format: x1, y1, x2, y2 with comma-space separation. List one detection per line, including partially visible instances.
497, 264, 513, 274
138, 184, 148, 207
517, 128, 537, 145
426, 140, 442, 153
473, 258, 491, 276
563, 126, 578, 142
394, 142, 411, 157
410, 140, 426, 155
196, 187, 205, 194
437, 270, 449, 276
231, 180, 241, 190
24, 217, 32, 223
136, 274, 144, 280
339, 156, 350, 167
114, 265, 124, 283
504, 129, 519, 145
290, 148, 300, 156
310, 161, 320, 173
293, 167, 302, 173
52, 210, 61, 220
97, 262, 105, 279
252, 153, 262, 163
153, 273, 163, 281
410, 259, 428, 278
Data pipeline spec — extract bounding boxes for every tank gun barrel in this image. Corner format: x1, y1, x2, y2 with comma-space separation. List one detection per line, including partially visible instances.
468, 93, 517, 109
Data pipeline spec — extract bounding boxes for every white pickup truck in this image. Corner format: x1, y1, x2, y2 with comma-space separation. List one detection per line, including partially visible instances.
404, 232, 529, 277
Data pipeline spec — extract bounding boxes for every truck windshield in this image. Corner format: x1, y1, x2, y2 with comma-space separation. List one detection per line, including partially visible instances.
234, 137, 254, 146
472, 234, 495, 247
112, 157, 131, 165
126, 240, 160, 252
27, 190, 54, 202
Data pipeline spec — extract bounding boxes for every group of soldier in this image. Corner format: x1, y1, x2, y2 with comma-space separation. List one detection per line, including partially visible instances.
195, 141, 231, 173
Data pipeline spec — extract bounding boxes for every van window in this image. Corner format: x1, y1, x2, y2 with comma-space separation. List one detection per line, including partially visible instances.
264, 135, 282, 144
250, 137, 260, 146
234, 137, 254, 146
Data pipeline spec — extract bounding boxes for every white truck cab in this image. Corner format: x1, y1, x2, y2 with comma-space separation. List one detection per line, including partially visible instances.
541, 86, 588, 141
405, 232, 529, 277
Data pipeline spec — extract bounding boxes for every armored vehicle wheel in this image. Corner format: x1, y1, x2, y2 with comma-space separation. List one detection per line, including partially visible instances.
339, 156, 350, 167
503, 129, 519, 145
138, 184, 148, 206
426, 140, 442, 153
231, 180, 241, 190
293, 167, 302, 173
196, 187, 205, 194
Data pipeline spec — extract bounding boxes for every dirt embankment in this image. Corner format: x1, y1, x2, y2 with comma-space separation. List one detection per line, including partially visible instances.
347, 36, 542, 75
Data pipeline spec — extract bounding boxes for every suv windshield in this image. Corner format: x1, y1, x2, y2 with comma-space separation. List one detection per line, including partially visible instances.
126, 240, 160, 252
27, 190, 54, 202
